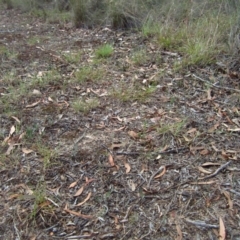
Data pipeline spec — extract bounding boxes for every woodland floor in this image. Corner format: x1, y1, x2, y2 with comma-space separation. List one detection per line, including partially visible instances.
1, 5, 240, 240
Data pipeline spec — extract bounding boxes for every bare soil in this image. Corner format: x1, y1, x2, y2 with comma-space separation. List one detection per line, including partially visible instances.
1, 5, 240, 240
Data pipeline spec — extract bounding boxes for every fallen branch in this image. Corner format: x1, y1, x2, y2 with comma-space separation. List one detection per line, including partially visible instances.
185, 218, 218, 229
192, 74, 240, 93
198, 161, 231, 180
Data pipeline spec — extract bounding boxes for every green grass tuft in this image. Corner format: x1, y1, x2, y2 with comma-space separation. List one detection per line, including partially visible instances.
95, 44, 114, 59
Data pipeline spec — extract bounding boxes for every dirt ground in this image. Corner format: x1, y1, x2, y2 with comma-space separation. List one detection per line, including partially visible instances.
1, 5, 240, 240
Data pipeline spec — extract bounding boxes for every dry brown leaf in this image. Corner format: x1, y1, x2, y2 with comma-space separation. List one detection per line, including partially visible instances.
154, 166, 166, 179
26, 100, 40, 108
9, 125, 15, 136
190, 180, 217, 185
64, 204, 93, 219
202, 162, 221, 167
85, 178, 95, 185
222, 190, 233, 210
128, 130, 138, 139
76, 192, 92, 206
128, 180, 136, 191
198, 166, 212, 174
16, 184, 33, 195
232, 118, 240, 127
124, 161, 131, 173
227, 128, 240, 132
7, 194, 20, 200
6, 143, 14, 155
48, 97, 54, 102
200, 149, 209, 155
109, 154, 115, 167
190, 146, 205, 151
175, 224, 182, 240
111, 143, 123, 149
187, 128, 197, 134
207, 89, 212, 100
33, 89, 42, 95
22, 148, 34, 154
219, 217, 226, 240
2, 136, 10, 145
11, 116, 20, 124
74, 186, 84, 197
113, 126, 125, 132
226, 149, 237, 154
39, 200, 51, 208
221, 150, 230, 159
160, 145, 169, 152
208, 123, 220, 133
19, 132, 25, 140
69, 180, 78, 188
183, 135, 191, 142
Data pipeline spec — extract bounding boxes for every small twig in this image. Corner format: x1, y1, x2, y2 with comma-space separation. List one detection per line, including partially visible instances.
13, 221, 21, 240
120, 206, 132, 223
67, 232, 98, 239
115, 151, 140, 156
185, 218, 218, 229
147, 166, 164, 188
101, 144, 113, 155
74, 132, 86, 145
198, 161, 231, 180
226, 188, 240, 196
139, 230, 151, 240
158, 147, 189, 155
44, 223, 59, 232
192, 74, 240, 93
45, 197, 59, 207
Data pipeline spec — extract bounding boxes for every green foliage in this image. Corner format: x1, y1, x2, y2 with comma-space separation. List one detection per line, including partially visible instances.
157, 119, 186, 137
72, 98, 100, 113
95, 44, 114, 59
130, 49, 149, 66
3, 0, 240, 64
75, 66, 105, 83
30, 183, 47, 219
63, 51, 82, 64
2, 0, 13, 9
112, 84, 156, 103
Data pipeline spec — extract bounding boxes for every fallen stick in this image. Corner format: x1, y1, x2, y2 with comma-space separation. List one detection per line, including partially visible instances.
185, 218, 218, 229
192, 74, 240, 93
198, 161, 231, 180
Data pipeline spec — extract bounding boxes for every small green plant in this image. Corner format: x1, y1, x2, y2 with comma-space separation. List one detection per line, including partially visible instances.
0, 46, 17, 60
31, 69, 61, 87
2, 0, 13, 9
25, 125, 38, 141
72, 98, 100, 113
142, 21, 160, 37
157, 119, 186, 137
0, 45, 9, 55
63, 51, 82, 64
112, 84, 156, 103
95, 44, 114, 59
27, 36, 41, 45
130, 49, 149, 66
75, 66, 105, 83
35, 143, 56, 170
30, 183, 46, 219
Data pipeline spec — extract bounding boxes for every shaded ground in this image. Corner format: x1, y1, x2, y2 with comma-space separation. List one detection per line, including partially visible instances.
1, 5, 240, 240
